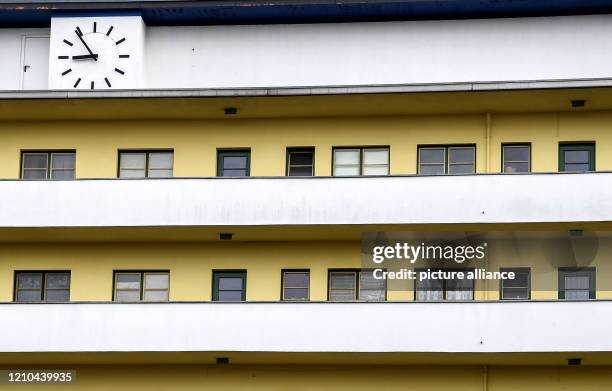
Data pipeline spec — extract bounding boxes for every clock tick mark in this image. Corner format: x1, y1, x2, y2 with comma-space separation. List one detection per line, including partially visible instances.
58, 55, 69, 59
106, 26, 114, 36
119, 55, 130, 58
73, 78, 81, 88
105, 78, 111, 88
61, 68, 72, 76
93, 22, 97, 33
114, 68, 125, 75
76, 26, 83, 36
91, 81, 95, 90
116, 38, 126, 45
63, 39, 73, 46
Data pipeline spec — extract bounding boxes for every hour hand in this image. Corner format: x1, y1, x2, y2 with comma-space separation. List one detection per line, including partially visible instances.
72, 54, 98, 60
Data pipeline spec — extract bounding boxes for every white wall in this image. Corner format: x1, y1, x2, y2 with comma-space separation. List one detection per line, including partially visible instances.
2, 15, 612, 90
0, 28, 50, 90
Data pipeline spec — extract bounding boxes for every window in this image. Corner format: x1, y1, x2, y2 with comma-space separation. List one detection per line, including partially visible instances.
559, 268, 595, 300
328, 270, 385, 301
500, 268, 531, 300
114, 271, 169, 302
287, 148, 314, 176
21, 151, 75, 179
213, 271, 246, 301
217, 150, 250, 177
418, 146, 475, 175
14, 271, 70, 302
333, 147, 389, 176
119, 151, 173, 178
415, 269, 474, 301
502, 144, 531, 173
282, 270, 310, 301
559, 143, 595, 172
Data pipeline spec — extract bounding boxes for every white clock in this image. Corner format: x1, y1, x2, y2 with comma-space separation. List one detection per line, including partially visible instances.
49, 15, 144, 90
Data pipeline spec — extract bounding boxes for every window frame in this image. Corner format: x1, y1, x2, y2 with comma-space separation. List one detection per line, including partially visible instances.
286, 147, 315, 177
501, 143, 531, 173
20, 150, 76, 180
558, 267, 596, 300
332, 146, 390, 176
117, 149, 174, 179
417, 145, 476, 175
327, 269, 387, 301
413, 268, 475, 301
217, 149, 251, 177
499, 267, 531, 300
112, 270, 170, 302
13, 270, 71, 302
281, 269, 310, 301
558, 143, 595, 172
212, 270, 247, 301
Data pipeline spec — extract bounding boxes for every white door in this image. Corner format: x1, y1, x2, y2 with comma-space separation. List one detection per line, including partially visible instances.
21, 36, 50, 90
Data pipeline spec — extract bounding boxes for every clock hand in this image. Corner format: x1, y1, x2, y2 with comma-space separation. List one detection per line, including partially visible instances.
72, 54, 99, 60
75, 29, 98, 62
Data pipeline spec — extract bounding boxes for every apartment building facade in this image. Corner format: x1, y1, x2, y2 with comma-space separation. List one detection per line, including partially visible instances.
1, 0, 612, 389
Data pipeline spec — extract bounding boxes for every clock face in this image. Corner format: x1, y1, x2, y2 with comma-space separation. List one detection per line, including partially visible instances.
57, 21, 131, 89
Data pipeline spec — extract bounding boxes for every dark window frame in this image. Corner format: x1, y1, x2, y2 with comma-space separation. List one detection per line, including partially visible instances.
286, 147, 315, 177
413, 268, 476, 301
501, 143, 531, 173
332, 146, 390, 176
417, 144, 476, 175
217, 149, 251, 177
112, 270, 170, 302
20, 150, 76, 180
13, 270, 71, 302
212, 270, 247, 301
327, 268, 387, 301
558, 267, 596, 300
281, 269, 310, 301
499, 267, 531, 300
117, 149, 174, 178
558, 143, 595, 172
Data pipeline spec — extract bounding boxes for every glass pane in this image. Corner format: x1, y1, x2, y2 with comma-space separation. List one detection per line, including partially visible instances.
416, 290, 443, 301
219, 277, 243, 290
283, 288, 309, 300
505, 270, 529, 288
565, 290, 590, 300
419, 148, 445, 164
330, 290, 355, 301
446, 290, 473, 301
360, 271, 384, 290
45, 289, 70, 302
46, 273, 70, 289
144, 273, 169, 289
18, 273, 42, 289
221, 169, 248, 177
116, 273, 141, 289
288, 166, 313, 176
149, 152, 173, 169
22, 169, 47, 179
218, 291, 243, 301
363, 165, 389, 176
359, 289, 385, 301
419, 164, 445, 175
23, 154, 48, 169
51, 170, 75, 180
565, 150, 589, 164
334, 150, 360, 165
502, 287, 529, 300
334, 166, 360, 176
363, 149, 389, 165
143, 290, 169, 302
504, 162, 529, 173
289, 151, 313, 166
449, 164, 474, 174
503, 146, 529, 162
330, 273, 356, 290
417, 277, 443, 290
284, 272, 309, 288
223, 156, 248, 169
16, 290, 41, 301
115, 290, 140, 302
447, 275, 472, 291
148, 169, 173, 178
449, 147, 474, 163
564, 163, 590, 172
565, 276, 590, 290
120, 153, 146, 169
51, 154, 75, 169
119, 169, 146, 178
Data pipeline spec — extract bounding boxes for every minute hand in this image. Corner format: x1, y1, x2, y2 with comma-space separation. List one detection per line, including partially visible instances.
75, 30, 97, 62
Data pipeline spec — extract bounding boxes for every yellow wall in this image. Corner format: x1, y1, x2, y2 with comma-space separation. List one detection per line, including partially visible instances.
1, 111, 612, 178
1, 240, 611, 302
